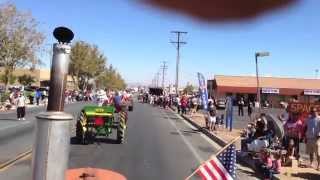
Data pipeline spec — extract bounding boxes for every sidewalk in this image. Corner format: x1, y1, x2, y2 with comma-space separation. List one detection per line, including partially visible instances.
170, 106, 242, 146
0, 103, 46, 113
0, 100, 78, 113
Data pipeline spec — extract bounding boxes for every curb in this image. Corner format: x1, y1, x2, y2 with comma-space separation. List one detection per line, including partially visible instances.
169, 106, 228, 147
181, 114, 228, 147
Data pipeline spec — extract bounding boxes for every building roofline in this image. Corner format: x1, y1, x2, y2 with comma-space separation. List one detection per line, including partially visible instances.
213, 74, 320, 81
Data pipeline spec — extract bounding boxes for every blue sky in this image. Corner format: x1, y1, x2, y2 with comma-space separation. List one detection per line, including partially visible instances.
7, 0, 320, 86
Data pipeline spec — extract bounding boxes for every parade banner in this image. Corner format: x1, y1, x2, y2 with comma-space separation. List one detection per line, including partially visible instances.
197, 72, 209, 110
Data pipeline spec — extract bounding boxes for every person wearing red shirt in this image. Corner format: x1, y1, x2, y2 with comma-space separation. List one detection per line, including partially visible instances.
180, 95, 188, 115
283, 112, 303, 159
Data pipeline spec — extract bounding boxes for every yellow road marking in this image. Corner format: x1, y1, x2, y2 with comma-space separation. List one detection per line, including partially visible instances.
0, 149, 32, 172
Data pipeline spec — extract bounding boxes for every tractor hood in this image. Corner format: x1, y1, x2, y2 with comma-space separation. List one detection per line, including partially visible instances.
83, 105, 115, 116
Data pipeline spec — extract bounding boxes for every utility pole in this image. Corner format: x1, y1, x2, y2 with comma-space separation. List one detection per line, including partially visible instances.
160, 61, 168, 91
156, 72, 160, 88
171, 31, 187, 95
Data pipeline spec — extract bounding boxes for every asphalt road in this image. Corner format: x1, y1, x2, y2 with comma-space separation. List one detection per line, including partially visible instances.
0, 102, 222, 180
0, 102, 87, 168
71, 103, 222, 179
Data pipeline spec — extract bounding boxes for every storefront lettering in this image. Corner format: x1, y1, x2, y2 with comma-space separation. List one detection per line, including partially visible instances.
289, 102, 320, 113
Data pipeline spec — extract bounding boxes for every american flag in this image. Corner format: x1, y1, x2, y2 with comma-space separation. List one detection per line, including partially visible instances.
196, 144, 236, 180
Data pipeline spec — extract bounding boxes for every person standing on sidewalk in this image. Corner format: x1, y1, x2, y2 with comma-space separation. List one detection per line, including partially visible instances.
181, 95, 188, 115
176, 95, 181, 114
208, 105, 217, 131
16, 92, 26, 121
35, 89, 42, 105
190, 95, 198, 117
238, 97, 244, 116
248, 100, 253, 120
304, 107, 320, 170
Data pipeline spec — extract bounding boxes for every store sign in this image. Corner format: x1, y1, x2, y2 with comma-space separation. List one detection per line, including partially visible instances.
261, 87, 279, 94
304, 89, 320, 96
288, 102, 320, 123
288, 102, 320, 113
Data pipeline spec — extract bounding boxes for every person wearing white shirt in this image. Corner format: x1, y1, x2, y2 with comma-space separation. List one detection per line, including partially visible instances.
16, 93, 26, 120
176, 96, 181, 114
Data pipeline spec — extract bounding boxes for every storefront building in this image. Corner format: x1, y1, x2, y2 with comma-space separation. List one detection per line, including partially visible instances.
208, 75, 320, 107
0, 67, 76, 90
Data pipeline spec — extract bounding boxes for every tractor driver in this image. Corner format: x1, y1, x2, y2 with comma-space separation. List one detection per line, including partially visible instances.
113, 91, 122, 112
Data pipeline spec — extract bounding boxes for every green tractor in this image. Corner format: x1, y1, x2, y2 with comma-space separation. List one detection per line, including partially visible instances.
75, 105, 128, 144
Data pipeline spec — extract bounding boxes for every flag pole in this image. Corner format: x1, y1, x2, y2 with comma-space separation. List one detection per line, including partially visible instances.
212, 136, 241, 157
185, 136, 241, 180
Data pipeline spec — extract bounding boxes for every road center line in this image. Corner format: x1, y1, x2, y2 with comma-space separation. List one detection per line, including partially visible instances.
0, 149, 32, 172
160, 109, 204, 163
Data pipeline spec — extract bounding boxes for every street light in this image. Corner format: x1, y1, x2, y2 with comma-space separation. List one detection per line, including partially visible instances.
255, 51, 270, 111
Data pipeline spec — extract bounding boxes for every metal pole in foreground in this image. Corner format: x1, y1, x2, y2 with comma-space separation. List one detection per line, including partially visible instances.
32, 27, 74, 180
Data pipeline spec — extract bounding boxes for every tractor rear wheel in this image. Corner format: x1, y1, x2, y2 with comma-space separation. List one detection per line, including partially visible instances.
117, 126, 125, 144
76, 112, 91, 145
117, 112, 126, 144
76, 121, 89, 145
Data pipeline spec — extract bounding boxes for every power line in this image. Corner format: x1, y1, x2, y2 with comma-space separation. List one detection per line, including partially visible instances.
170, 31, 187, 95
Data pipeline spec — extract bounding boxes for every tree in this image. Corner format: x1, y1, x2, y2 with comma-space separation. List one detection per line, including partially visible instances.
0, 74, 16, 85
95, 65, 127, 90
69, 41, 106, 90
18, 74, 35, 86
183, 84, 195, 95
69, 41, 127, 91
0, 3, 44, 91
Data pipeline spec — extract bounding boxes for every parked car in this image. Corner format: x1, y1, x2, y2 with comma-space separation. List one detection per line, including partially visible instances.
216, 99, 226, 109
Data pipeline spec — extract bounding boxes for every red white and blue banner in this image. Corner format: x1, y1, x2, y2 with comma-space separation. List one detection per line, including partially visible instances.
197, 72, 209, 110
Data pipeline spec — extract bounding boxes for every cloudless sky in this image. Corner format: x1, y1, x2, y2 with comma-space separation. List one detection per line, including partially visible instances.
6, 0, 320, 86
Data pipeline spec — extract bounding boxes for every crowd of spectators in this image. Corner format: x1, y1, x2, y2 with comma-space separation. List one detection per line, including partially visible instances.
241, 105, 320, 179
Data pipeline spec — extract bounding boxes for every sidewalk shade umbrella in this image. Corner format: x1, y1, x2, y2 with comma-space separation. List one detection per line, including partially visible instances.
266, 113, 284, 138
